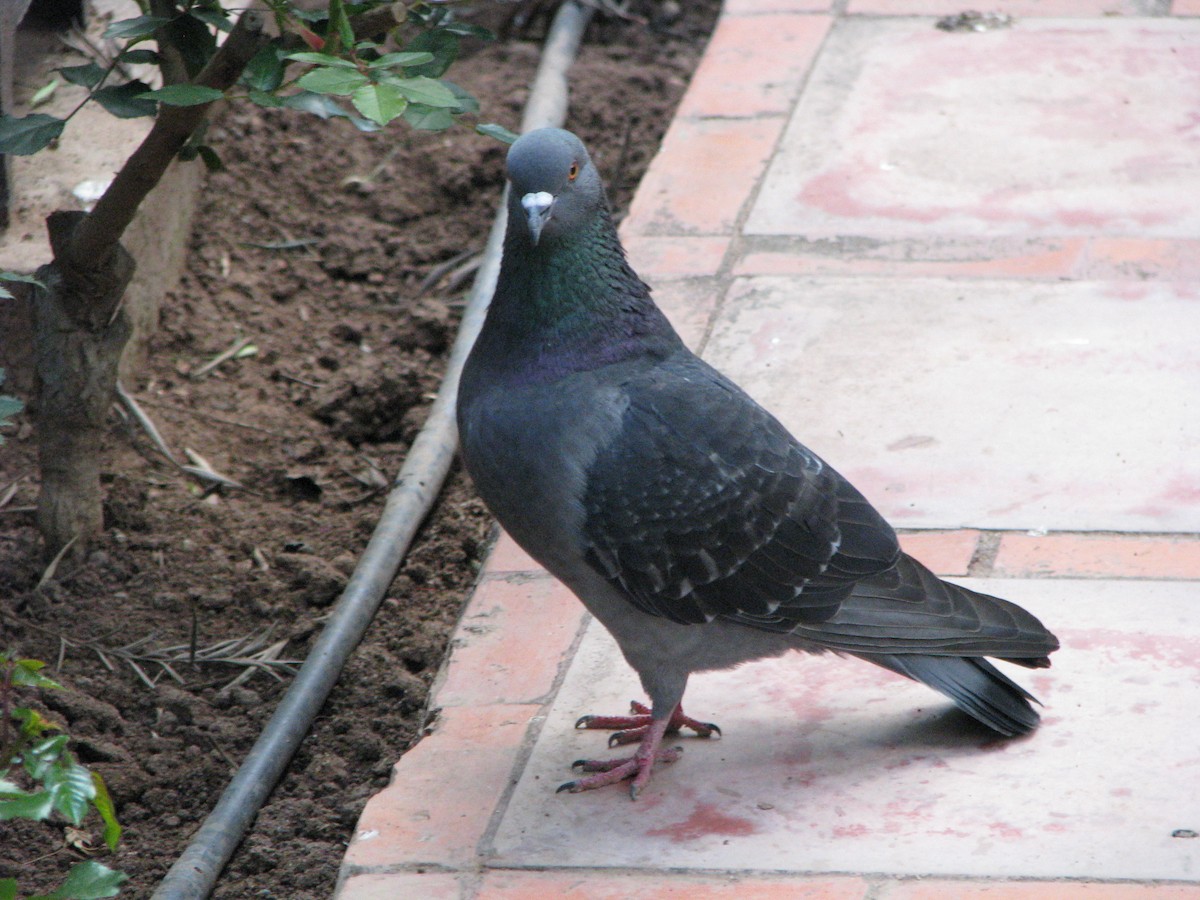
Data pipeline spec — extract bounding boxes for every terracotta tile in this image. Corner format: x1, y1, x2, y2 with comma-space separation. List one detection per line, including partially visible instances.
626, 117, 783, 236
705, 276, 1200, 532
485, 528, 541, 574
733, 240, 1084, 278
1081, 238, 1200, 281
994, 533, 1200, 579
344, 704, 540, 870
437, 574, 585, 707
492, 580, 1200, 881
677, 15, 833, 118
479, 870, 869, 898
622, 235, 732, 279
724, 0, 834, 12
650, 279, 723, 352
882, 881, 1200, 899
849, 0, 1151, 13
897, 530, 979, 576
336, 872, 462, 900
747, 20, 1200, 241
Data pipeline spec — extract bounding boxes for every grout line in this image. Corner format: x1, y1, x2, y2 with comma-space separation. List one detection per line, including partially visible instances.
967, 530, 1002, 577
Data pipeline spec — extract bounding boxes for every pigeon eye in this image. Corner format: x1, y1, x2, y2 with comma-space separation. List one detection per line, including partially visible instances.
568, 162, 579, 181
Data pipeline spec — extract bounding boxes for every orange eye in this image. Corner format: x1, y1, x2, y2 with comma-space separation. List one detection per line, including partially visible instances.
568, 162, 579, 181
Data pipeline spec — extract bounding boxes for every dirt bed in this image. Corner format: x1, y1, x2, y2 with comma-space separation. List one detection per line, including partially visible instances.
0, 4, 720, 896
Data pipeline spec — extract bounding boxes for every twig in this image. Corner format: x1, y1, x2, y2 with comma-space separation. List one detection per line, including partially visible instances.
37, 536, 78, 589
190, 335, 256, 380
277, 372, 323, 389
0, 478, 22, 510
0, 607, 301, 688
183, 447, 245, 493
115, 379, 181, 466
134, 396, 286, 437
416, 248, 478, 297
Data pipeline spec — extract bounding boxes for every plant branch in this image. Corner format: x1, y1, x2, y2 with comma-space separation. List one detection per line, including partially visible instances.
67, 9, 268, 267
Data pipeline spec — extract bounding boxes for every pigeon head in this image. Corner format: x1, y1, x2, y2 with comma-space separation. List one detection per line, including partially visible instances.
506, 128, 604, 248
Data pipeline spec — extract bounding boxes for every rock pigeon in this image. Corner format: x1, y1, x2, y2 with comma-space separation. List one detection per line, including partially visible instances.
457, 128, 1059, 798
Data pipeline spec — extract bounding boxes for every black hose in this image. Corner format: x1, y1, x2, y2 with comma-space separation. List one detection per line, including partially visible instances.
150, 4, 594, 896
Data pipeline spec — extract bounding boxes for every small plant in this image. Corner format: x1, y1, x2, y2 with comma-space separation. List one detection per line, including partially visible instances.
0, 653, 126, 899
0, 1, 509, 562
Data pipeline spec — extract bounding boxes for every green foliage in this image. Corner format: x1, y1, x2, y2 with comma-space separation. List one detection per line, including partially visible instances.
0, 114, 65, 155
0, 1, 496, 158
476, 122, 519, 145
0, 653, 127, 898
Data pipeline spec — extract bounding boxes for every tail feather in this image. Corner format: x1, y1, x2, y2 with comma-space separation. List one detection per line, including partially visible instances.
792, 554, 1060, 663
862, 653, 1042, 736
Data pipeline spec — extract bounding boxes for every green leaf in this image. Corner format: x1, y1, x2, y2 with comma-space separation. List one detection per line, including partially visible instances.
196, 145, 223, 172
190, 7, 232, 32
282, 91, 378, 132
59, 63, 105, 88
162, 14, 217, 76
102, 15, 169, 40
116, 48, 160, 65
25, 734, 70, 781
0, 789, 54, 821
402, 103, 454, 132
93, 82, 157, 118
282, 91, 347, 118
0, 396, 23, 427
296, 67, 369, 96
242, 45, 286, 92
350, 82, 407, 126
12, 706, 56, 739
12, 657, 61, 689
285, 52, 358, 69
91, 773, 122, 851
442, 80, 478, 115
366, 51, 435, 70
389, 76, 459, 109
0, 777, 24, 796
138, 84, 224, 107
0, 271, 45, 288
43, 860, 128, 899
0, 876, 17, 900
31, 78, 59, 107
403, 29, 458, 78
46, 759, 96, 825
246, 89, 286, 108
0, 114, 65, 155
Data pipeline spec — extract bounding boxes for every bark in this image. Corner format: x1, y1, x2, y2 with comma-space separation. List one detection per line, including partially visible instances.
33, 212, 135, 560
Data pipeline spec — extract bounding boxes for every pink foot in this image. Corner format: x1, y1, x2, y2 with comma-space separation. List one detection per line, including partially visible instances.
557, 716, 682, 799
575, 700, 721, 747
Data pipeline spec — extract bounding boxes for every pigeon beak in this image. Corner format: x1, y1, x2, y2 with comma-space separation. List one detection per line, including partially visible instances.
521, 191, 555, 246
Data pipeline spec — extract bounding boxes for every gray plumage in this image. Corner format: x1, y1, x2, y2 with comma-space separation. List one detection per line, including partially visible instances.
457, 128, 1059, 796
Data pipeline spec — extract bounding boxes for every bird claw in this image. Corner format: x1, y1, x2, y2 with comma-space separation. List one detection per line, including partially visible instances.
558, 746, 684, 797
575, 700, 722, 740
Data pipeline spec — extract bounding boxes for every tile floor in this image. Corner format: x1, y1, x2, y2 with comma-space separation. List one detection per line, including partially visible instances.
337, 0, 1200, 895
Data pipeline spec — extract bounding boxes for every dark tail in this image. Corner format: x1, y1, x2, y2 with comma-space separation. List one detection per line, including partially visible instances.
859, 652, 1042, 736
793, 552, 1059, 736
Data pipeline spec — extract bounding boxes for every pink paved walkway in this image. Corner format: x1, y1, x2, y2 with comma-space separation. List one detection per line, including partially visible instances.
337, 1, 1200, 896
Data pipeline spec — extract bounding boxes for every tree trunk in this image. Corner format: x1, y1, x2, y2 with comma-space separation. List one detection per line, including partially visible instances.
28, 10, 266, 563
32, 211, 135, 561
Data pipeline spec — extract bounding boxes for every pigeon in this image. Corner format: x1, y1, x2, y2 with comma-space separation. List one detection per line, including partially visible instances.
457, 127, 1059, 799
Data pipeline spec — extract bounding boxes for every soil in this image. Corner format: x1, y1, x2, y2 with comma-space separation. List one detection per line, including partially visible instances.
0, 3, 720, 897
